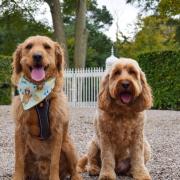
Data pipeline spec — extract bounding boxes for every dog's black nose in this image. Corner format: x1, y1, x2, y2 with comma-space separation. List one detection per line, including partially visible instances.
33, 53, 42, 64
122, 81, 130, 89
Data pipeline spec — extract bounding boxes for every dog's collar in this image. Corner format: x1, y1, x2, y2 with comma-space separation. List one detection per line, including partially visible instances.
17, 76, 56, 110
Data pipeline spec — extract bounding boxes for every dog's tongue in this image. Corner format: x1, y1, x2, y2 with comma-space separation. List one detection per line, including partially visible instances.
120, 92, 132, 104
31, 67, 45, 81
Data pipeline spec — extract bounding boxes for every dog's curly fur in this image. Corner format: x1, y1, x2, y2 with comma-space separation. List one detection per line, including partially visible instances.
11, 36, 81, 180
78, 58, 153, 180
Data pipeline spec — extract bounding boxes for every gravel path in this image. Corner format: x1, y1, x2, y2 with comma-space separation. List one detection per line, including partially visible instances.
0, 106, 180, 180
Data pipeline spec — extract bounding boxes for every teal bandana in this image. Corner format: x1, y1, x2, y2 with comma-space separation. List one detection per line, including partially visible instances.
18, 76, 56, 110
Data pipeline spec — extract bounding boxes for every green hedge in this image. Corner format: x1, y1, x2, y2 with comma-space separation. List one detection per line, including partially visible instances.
138, 51, 180, 110
0, 55, 12, 105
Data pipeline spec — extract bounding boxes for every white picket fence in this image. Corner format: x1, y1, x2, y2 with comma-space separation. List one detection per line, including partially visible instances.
64, 68, 104, 108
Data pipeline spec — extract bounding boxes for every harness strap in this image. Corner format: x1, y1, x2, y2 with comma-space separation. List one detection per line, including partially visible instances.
14, 87, 51, 140
35, 99, 51, 140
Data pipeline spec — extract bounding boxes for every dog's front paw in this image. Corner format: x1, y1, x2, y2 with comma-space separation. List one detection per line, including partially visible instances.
88, 164, 100, 176
49, 174, 60, 180
71, 173, 83, 180
132, 166, 151, 180
13, 173, 24, 180
134, 176, 151, 180
99, 170, 116, 180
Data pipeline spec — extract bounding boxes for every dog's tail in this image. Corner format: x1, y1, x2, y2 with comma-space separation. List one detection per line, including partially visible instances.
77, 155, 88, 173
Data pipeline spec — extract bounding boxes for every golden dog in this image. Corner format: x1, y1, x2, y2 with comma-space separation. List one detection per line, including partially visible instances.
11, 36, 81, 180
78, 58, 153, 180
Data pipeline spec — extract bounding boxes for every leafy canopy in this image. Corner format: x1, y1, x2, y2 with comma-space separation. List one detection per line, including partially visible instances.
126, 0, 180, 16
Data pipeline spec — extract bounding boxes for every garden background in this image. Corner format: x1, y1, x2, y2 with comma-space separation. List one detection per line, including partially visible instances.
0, 0, 179, 110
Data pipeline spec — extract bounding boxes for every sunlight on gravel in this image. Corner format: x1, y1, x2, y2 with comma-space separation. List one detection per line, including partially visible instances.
0, 106, 180, 180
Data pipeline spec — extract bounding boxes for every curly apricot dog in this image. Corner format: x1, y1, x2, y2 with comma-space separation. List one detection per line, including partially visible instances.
78, 58, 153, 180
11, 36, 81, 180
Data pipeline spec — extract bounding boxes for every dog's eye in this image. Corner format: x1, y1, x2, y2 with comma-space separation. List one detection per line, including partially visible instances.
44, 44, 51, 50
25, 43, 33, 50
114, 70, 121, 76
129, 70, 136, 75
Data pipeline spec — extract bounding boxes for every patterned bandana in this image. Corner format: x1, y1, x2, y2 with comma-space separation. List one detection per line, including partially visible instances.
18, 76, 56, 110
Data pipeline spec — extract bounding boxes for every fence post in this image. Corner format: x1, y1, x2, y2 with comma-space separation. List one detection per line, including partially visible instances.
72, 69, 76, 107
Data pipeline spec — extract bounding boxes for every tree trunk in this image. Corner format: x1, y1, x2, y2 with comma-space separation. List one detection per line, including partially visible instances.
74, 0, 88, 68
45, 0, 69, 67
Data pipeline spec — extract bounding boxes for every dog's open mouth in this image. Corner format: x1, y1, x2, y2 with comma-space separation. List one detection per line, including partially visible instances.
119, 91, 133, 104
29, 65, 49, 82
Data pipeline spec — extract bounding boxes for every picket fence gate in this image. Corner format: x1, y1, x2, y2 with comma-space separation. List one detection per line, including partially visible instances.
64, 67, 104, 108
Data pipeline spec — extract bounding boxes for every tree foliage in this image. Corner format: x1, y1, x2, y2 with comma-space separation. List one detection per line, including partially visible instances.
158, 0, 180, 16
0, 0, 113, 67
63, 0, 113, 29
135, 15, 179, 51
87, 0, 113, 29
127, 0, 180, 16
0, 55, 12, 105
86, 26, 112, 67
0, 9, 52, 55
115, 15, 179, 59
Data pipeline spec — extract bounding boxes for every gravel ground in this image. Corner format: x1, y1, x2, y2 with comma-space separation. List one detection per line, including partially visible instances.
0, 105, 180, 180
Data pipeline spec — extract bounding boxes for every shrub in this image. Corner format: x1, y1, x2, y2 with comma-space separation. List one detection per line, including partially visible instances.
0, 55, 12, 104
138, 51, 180, 110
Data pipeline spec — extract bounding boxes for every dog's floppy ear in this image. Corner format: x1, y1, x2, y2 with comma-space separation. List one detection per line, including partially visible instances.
131, 70, 153, 112
12, 44, 22, 74
98, 73, 112, 111
55, 42, 64, 72
11, 44, 23, 85
131, 69, 153, 112
140, 71, 153, 109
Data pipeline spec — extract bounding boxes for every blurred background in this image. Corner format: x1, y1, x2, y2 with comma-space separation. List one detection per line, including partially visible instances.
0, 0, 179, 110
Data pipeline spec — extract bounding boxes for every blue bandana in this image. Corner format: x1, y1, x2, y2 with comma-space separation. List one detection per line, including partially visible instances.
18, 76, 56, 110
